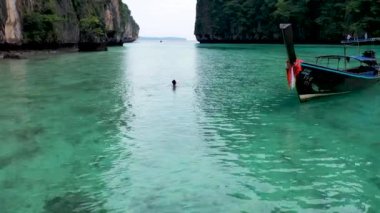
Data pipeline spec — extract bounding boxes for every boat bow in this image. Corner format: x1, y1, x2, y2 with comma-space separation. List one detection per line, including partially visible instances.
280, 24, 303, 88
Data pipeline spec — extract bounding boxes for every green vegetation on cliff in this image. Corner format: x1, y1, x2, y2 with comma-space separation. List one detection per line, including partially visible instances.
195, 0, 380, 43
23, 12, 62, 44
79, 16, 106, 43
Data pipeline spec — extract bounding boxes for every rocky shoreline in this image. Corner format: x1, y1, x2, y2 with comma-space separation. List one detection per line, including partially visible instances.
0, 48, 79, 59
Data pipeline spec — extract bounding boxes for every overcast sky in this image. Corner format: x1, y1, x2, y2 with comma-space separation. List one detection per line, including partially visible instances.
123, 0, 197, 40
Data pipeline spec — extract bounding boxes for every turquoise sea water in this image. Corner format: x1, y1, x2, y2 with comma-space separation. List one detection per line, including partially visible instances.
0, 42, 380, 212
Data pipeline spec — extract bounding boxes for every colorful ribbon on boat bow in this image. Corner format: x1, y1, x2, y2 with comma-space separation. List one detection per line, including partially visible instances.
286, 59, 303, 89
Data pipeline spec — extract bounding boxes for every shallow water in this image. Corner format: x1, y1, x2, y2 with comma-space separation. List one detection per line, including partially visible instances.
0, 41, 380, 212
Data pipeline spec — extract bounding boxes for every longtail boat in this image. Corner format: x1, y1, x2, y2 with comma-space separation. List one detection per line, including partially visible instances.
280, 23, 380, 102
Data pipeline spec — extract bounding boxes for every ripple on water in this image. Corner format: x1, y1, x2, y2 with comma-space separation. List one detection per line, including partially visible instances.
1, 44, 380, 212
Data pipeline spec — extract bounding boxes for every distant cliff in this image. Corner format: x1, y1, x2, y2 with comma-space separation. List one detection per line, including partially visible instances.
0, 0, 139, 51
195, 0, 380, 43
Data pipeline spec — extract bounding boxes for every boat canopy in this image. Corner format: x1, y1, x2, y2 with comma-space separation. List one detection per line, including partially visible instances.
316, 55, 350, 61
316, 55, 350, 64
316, 55, 378, 66
350, 56, 377, 63
341, 37, 380, 45
316, 55, 376, 62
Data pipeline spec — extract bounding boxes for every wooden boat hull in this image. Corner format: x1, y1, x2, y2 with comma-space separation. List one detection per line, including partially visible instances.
296, 63, 380, 101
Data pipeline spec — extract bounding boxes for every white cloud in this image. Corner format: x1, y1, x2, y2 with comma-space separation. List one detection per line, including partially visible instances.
123, 0, 197, 40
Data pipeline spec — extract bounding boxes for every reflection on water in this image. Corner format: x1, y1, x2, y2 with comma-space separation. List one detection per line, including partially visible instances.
0, 42, 379, 212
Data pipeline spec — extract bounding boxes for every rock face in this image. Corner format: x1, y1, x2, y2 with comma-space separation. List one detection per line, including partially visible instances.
0, 0, 139, 51
4, 0, 22, 44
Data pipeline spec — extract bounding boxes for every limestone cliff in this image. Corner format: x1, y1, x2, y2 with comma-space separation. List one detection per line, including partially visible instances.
0, 0, 139, 50
194, 0, 380, 43
194, 0, 277, 43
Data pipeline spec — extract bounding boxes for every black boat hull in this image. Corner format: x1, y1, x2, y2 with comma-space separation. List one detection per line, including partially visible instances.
296, 63, 380, 101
